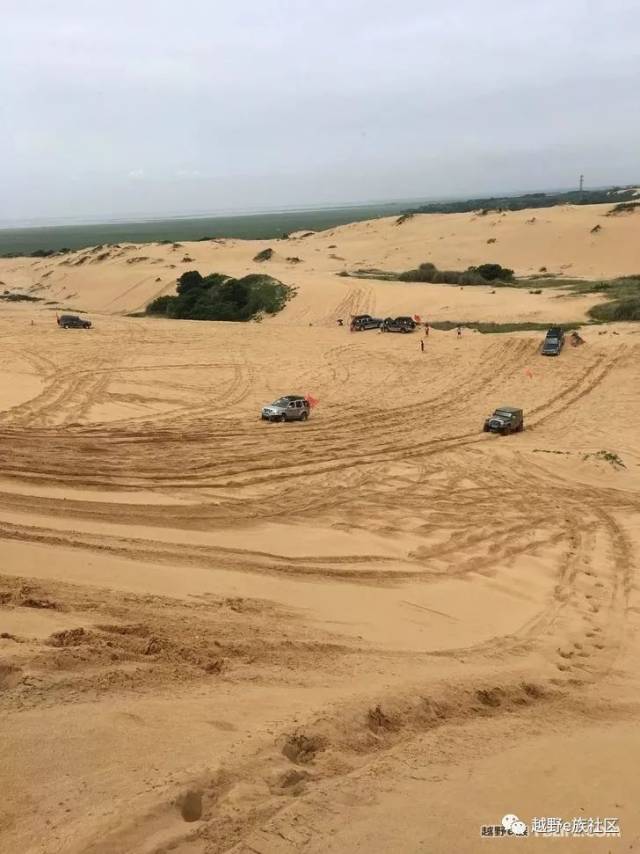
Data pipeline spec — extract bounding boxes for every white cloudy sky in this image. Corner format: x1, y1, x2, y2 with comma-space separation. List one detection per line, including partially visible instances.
1, 0, 639, 223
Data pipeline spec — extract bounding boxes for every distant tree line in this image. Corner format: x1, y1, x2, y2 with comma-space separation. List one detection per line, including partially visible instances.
406, 186, 640, 216
146, 270, 296, 321
1, 247, 74, 259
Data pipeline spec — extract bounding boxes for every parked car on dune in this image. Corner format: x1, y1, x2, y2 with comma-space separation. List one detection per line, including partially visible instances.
350, 314, 383, 330
382, 316, 416, 333
57, 314, 92, 329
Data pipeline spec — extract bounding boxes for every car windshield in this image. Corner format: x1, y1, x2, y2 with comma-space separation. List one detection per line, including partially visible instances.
494, 410, 515, 419
272, 398, 291, 407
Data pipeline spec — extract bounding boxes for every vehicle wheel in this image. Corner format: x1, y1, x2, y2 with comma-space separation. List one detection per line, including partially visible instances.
483, 426, 489, 432
62, 324, 69, 329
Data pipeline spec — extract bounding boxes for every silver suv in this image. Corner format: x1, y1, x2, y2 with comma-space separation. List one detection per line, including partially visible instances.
261, 395, 310, 423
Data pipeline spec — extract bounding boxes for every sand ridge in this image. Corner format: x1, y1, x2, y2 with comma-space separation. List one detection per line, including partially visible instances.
1, 201, 639, 321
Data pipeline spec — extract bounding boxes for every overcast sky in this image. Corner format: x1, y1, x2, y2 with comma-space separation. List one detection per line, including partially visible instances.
2, 0, 639, 224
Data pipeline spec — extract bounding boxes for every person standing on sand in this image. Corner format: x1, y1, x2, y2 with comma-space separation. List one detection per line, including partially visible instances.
424, 323, 429, 337
457, 326, 462, 338
420, 339, 425, 353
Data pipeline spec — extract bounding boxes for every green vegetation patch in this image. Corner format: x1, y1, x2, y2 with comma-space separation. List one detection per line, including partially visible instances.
606, 201, 640, 215
338, 268, 401, 281
0, 292, 43, 302
588, 296, 640, 322
146, 270, 296, 322
399, 262, 514, 285
562, 275, 640, 321
583, 450, 625, 468
340, 261, 515, 285
338, 263, 640, 325
406, 186, 640, 216
427, 320, 582, 334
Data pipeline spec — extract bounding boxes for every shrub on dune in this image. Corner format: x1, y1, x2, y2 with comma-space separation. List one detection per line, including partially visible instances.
146, 269, 295, 322
398, 261, 513, 285
588, 296, 640, 322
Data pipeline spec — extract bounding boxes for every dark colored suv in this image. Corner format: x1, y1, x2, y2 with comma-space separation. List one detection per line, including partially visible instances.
541, 327, 564, 356
351, 314, 383, 330
483, 407, 524, 435
382, 316, 416, 333
57, 314, 92, 329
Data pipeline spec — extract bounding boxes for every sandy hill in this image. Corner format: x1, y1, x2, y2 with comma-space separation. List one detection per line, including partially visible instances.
1, 200, 639, 853
1, 202, 639, 324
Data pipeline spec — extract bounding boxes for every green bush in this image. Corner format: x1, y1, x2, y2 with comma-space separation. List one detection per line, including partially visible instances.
176, 270, 206, 294
588, 296, 640, 322
398, 261, 511, 285
607, 202, 640, 215
459, 270, 487, 285
146, 295, 174, 314
146, 270, 294, 321
469, 263, 514, 282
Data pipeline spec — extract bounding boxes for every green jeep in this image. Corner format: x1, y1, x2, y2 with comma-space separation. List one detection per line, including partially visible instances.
483, 406, 524, 435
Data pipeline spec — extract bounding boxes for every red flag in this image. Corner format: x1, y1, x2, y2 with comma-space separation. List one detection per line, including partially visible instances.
414, 314, 421, 322
305, 394, 319, 408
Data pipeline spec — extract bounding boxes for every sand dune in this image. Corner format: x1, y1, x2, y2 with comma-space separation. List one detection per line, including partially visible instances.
1, 204, 640, 853
1, 202, 639, 323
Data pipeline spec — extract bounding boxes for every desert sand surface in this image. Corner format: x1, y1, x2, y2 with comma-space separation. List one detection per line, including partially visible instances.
1, 204, 640, 854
